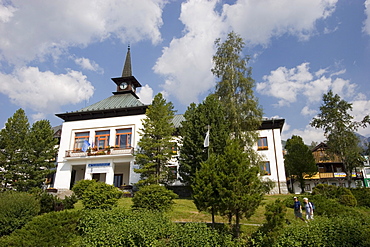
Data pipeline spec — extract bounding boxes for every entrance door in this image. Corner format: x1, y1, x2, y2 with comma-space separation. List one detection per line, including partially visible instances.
92, 173, 100, 182
114, 174, 123, 187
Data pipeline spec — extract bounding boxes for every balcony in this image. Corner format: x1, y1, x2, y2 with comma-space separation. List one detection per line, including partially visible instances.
304, 172, 363, 179
65, 147, 133, 158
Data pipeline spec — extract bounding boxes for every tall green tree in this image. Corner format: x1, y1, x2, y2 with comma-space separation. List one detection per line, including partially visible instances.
192, 153, 221, 228
15, 120, 57, 191
0, 109, 29, 191
212, 31, 263, 145
217, 139, 272, 238
284, 135, 317, 193
0, 109, 57, 191
311, 90, 369, 187
135, 93, 176, 185
179, 94, 229, 185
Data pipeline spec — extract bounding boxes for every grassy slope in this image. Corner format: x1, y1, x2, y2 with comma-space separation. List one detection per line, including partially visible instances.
75, 194, 295, 226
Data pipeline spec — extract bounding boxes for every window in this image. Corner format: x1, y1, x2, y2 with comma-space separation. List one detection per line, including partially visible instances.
365, 168, 370, 176
171, 144, 178, 155
115, 128, 132, 148
168, 166, 178, 179
113, 174, 123, 187
305, 184, 311, 191
260, 161, 271, 176
74, 132, 89, 150
95, 130, 110, 150
257, 137, 268, 150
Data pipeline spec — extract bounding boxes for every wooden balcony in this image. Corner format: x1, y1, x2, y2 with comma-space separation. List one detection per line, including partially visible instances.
65, 147, 133, 158
304, 172, 363, 179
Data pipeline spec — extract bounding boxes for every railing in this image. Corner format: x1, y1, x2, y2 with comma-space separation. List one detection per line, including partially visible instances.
65, 147, 133, 158
303, 172, 364, 179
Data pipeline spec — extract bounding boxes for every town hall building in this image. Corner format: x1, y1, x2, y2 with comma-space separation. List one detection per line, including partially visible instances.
53, 48, 288, 195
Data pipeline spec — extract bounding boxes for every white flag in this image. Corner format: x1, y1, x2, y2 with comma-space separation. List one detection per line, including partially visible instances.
203, 129, 210, 147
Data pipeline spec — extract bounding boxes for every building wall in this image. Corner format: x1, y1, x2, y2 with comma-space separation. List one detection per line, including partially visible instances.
54, 114, 145, 189
258, 128, 288, 194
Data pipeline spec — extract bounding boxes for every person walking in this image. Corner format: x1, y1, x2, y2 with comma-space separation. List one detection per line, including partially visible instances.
303, 197, 314, 220
293, 197, 305, 221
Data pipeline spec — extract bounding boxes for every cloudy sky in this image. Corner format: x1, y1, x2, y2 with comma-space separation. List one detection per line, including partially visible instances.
0, 0, 369, 144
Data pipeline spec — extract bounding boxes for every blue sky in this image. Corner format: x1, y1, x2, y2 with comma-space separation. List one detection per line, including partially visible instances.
0, 0, 369, 144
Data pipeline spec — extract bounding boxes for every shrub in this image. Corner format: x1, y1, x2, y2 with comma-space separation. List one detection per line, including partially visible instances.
79, 208, 174, 246
339, 194, 357, 207
350, 188, 370, 207
0, 191, 40, 236
72, 179, 97, 199
132, 184, 178, 212
81, 182, 122, 210
0, 210, 82, 246
274, 215, 370, 247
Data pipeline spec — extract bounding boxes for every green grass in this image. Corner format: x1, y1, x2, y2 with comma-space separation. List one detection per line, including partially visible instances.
74, 194, 295, 226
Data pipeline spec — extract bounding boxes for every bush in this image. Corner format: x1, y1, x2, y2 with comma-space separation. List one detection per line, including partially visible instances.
72, 179, 97, 199
0, 191, 40, 236
79, 208, 174, 246
0, 210, 82, 246
81, 182, 122, 210
132, 184, 178, 212
31, 190, 78, 213
351, 188, 370, 207
339, 194, 357, 207
273, 215, 370, 247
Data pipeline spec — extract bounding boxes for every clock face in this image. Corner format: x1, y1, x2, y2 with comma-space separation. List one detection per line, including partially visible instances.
119, 82, 128, 90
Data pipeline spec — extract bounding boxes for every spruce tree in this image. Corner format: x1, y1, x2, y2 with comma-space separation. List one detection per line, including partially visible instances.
179, 94, 228, 185
135, 93, 176, 185
284, 135, 317, 193
0, 109, 29, 191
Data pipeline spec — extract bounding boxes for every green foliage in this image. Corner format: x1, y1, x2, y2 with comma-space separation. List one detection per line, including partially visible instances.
79, 208, 174, 246
135, 93, 176, 185
0, 210, 82, 246
212, 31, 263, 145
72, 179, 97, 199
31, 189, 78, 213
312, 184, 357, 207
351, 188, 370, 207
168, 223, 236, 247
132, 184, 178, 212
274, 216, 370, 247
310, 90, 370, 187
339, 194, 357, 207
0, 109, 57, 191
0, 191, 40, 236
81, 182, 122, 210
179, 94, 229, 185
284, 135, 317, 193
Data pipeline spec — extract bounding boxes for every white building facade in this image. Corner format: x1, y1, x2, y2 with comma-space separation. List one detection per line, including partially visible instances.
53, 48, 288, 194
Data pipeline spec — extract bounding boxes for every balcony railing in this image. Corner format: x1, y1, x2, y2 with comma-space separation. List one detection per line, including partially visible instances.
304, 172, 363, 179
65, 147, 133, 158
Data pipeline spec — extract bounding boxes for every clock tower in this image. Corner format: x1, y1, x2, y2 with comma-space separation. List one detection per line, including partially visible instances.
112, 46, 142, 98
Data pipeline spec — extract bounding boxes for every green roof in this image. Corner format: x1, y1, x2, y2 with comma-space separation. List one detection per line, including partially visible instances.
76, 93, 145, 112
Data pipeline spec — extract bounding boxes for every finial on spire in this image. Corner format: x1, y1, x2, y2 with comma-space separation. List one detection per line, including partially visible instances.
122, 45, 132, 77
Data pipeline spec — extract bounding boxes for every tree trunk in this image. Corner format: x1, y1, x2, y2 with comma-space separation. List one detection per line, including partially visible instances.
211, 207, 215, 229
234, 211, 240, 239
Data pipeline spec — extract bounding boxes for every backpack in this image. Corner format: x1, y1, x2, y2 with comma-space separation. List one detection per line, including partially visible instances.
310, 202, 315, 212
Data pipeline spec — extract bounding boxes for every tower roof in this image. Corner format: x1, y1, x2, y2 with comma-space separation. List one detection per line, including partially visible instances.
122, 46, 132, 77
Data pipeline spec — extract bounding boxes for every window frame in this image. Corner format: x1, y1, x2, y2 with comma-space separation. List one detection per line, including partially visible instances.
74, 132, 90, 151
115, 128, 132, 149
257, 137, 268, 150
260, 161, 271, 176
95, 130, 110, 150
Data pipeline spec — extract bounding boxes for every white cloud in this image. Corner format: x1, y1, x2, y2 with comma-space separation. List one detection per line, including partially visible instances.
74, 57, 104, 74
137, 84, 153, 104
0, 0, 167, 65
223, 0, 338, 46
301, 106, 317, 116
257, 63, 358, 106
352, 99, 370, 137
153, 0, 223, 105
363, 0, 370, 35
154, 0, 338, 107
282, 124, 325, 145
0, 66, 94, 114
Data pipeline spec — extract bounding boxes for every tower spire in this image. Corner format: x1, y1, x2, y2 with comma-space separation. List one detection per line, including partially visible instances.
121, 45, 132, 77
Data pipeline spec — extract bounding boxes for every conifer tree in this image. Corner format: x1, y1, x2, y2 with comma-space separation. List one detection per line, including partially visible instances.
179, 94, 228, 184
135, 93, 176, 185
0, 109, 29, 191
284, 135, 317, 193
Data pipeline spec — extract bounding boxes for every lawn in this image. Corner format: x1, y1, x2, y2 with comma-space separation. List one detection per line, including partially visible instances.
75, 193, 295, 226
